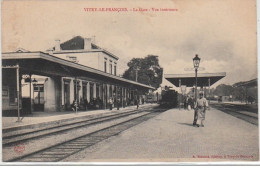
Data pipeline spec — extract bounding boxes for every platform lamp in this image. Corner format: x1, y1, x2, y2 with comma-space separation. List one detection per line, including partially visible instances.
193, 54, 200, 101
32, 78, 38, 86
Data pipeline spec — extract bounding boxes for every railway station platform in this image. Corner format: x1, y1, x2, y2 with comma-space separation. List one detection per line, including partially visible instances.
210, 101, 258, 118
70, 107, 259, 162
2, 103, 157, 131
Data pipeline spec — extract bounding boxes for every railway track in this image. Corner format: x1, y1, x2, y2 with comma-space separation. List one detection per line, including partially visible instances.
3, 107, 153, 146
211, 104, 258, 125
5, 108, 165, 162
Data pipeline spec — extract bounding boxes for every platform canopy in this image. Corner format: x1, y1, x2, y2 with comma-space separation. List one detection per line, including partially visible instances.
164, 72, 226, 87
2, 51, 154, 90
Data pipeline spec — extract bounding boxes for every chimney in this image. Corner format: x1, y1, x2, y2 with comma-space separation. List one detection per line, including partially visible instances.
55, 39, 61, 51
84, 38, 92, 50
49, 50, 53, 55
91, 35, 96, 44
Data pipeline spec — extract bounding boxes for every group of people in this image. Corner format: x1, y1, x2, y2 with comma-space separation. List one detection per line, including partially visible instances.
108, 97, 140, 110
182, 92, 209, 127
71, 97, 103, 111
183, 95, 195, 110
71, 96, 140, 112
108, 97, 120, 110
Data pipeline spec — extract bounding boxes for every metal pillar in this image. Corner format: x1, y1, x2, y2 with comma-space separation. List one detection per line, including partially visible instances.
75, 77, 78, 114
103, 83, 106, 109
195, 68, 198, 101
208, 78, 211, 95
16, 64, 21, 122
29, 74, 32, 114
179, 79, 181, 110
116, 85, 119, 110
122, 87, 124, 107
245, 86, 248, 104
208, 78, 211, 103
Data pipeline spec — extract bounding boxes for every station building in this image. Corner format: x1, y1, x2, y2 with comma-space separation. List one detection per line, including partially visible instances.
2, 36, 154, 116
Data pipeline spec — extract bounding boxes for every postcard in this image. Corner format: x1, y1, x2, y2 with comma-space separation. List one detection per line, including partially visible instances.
1, 0, 259, 164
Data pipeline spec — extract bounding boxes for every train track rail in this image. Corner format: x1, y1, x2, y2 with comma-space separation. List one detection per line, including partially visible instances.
6, 108, 165, 162
3, 107, 154, 146
211, 104, 258, 125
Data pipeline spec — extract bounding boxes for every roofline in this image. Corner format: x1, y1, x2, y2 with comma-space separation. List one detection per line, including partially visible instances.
91, 43, 120, 60
233, 78, 257, 87
2, 51, 154, 89
46, 36, 119, 60
164, 72, 226, 78
50, 49, 119, 60
100, 48, 120, 60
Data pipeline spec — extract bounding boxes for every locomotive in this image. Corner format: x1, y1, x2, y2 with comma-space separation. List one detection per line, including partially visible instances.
159, 88, 179, 108
145, 86, 179, 108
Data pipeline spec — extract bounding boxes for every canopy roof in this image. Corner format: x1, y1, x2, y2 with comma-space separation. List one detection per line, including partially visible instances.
2, 51, 154, 90
164, 72, 226, 87
233, 78, 257, 88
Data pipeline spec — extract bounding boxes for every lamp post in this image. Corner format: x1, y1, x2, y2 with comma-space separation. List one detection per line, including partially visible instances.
193, 54, 200, 125
32, 78, 38, 86
193, 54, 201, 101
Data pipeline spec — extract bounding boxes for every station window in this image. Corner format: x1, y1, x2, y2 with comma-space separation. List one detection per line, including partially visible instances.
110, 64, 112, 74
9, 87, 17, 105
109, 86, 113, 98
104, 61, 107, 73
90, 83, 94, 100
114, 66, 117, 75
82, 84, 87, 101
96, 84, 100, 98
73, 81, 80, 101
33, 85, 44, 104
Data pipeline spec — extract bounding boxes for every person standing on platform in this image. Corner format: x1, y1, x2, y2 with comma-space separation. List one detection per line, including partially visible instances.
123, 97, 126, 108
71, 100, 79, 112
183, 95, 187, 109
191, 96, 195, 109
109, 97, 113, 110
193, 92, 209, 127
136, 97, 139, 109
187, 95, 192, 111
117, 97, 120, 110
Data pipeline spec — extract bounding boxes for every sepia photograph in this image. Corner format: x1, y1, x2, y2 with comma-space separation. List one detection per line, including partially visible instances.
0, 0, 259, 164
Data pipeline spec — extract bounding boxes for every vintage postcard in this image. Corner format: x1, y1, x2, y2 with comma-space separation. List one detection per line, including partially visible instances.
1, 0, 259, 164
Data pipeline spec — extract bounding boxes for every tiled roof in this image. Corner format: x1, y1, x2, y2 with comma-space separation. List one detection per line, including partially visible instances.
49, 36, 119, 60
53, 36, 99, 51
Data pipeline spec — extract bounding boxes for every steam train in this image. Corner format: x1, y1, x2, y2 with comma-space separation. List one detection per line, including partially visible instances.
159, 89, 178, 108
145, 88, 179, 108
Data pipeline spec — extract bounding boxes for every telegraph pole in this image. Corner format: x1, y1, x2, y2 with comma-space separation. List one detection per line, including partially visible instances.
135, 67, 140, 82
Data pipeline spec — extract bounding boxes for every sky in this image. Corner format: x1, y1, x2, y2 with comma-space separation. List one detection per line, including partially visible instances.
1, 0, 258, 89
